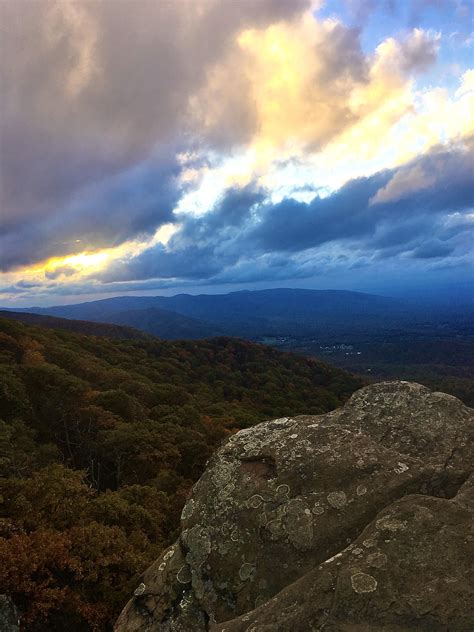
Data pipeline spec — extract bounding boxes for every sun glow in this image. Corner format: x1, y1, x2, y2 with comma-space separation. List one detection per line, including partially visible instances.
58, 251, 109, 270
0, 222, 180, 302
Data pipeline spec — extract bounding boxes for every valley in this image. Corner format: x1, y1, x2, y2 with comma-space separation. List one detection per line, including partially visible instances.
5, 287, 473, 406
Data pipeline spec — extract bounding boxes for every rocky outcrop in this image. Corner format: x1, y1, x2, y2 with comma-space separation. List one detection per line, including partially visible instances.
0, 596, 19, 632
215, 474, 474, 632
115, 382, 474, 631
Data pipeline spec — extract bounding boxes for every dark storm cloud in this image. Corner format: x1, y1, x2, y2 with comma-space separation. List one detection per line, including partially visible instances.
98, 141, 474, 286
100, 185, 265, 282
254, 141, 474, 255
0, 154, 181, 270
252, 173, 390, 252
1, 0, 309, 269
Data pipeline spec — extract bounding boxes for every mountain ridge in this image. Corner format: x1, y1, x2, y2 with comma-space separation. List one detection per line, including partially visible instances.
1, 288, 419, 340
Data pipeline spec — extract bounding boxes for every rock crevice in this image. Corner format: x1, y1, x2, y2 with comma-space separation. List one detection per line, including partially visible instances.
114, 382, 474, 632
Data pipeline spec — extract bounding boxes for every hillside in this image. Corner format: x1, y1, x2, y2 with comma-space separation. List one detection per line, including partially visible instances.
0, 310, 149, 341
265, 328, 474, 406
0, 307, 219, 341
0, 318, 363, 631
103, 306, 224, 339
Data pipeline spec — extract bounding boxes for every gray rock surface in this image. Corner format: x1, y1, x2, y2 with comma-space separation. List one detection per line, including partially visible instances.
0, 595, 19, 632
214, 475, 474, 632
115, 382, 474, 632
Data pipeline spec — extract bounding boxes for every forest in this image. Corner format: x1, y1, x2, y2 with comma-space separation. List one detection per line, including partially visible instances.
262, 330, 474, 407
0, 317, 363, 631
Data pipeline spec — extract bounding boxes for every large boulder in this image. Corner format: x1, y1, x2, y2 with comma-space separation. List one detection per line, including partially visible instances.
115, 382, 473, 631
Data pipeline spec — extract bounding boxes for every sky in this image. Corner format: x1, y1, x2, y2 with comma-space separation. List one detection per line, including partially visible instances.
0, 0, 473, 307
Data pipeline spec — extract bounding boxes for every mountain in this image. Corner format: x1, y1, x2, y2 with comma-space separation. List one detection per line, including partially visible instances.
6, 288, 419, 339
115, 381, 474, 632
0, 301, 222, 340
0, 316, 363, 631
99, 306, 223, 339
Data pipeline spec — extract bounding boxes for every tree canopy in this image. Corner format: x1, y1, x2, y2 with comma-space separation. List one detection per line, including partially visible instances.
0, 318, 363, 630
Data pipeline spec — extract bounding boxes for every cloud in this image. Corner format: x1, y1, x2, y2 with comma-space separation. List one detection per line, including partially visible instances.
94, 140, 473, 288
1, 0, 472, 302
253, 140, 473, 256
194, 16, 440, 157
0, 152, 181, 270
1, 0, 308, 265
99, 185, 265, 282
376, 28, 440, 75
369, 163, 436, 205
410, 239, 455, 259
44, 266, 77, 281
0, 280, 44, 296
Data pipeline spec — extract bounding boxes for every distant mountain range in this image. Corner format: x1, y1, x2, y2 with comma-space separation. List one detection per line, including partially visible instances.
1, 288, 442, 340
